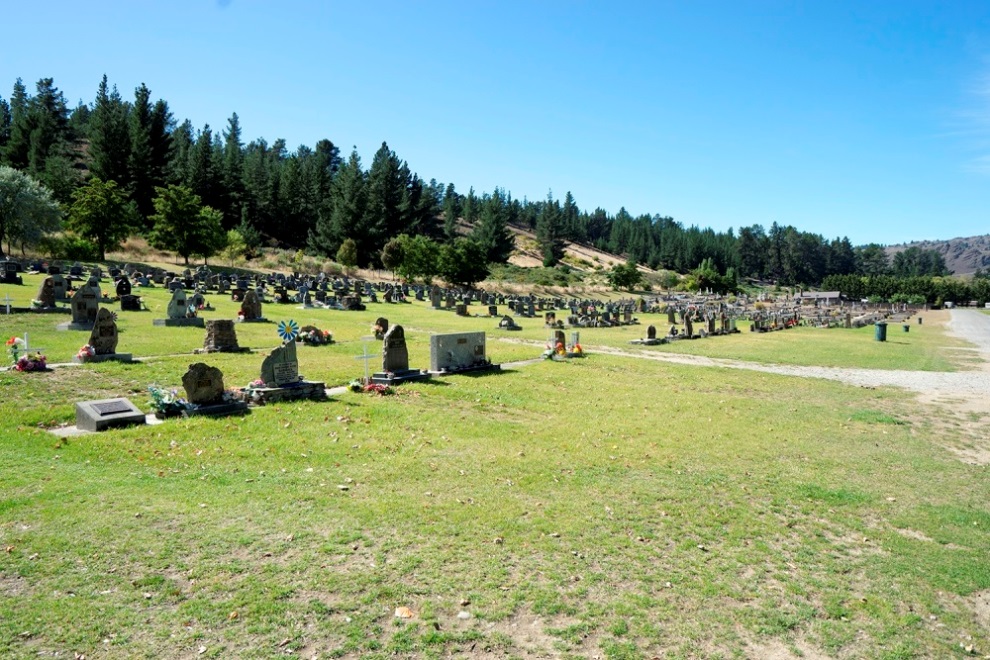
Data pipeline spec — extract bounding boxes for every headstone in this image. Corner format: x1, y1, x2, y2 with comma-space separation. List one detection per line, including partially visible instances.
647, 325, 657, 340
489, 305, 498, 317
455, 303, 468, 316
167, 289, 189, 319
370, 325, 430, 385
382, 325, 410, 373
499, 315, 521, 331
88, 308, 120, 355
115, 277, 132, 297
75, 398, 145, 432
181, 363, 227, 405
260, 341, 300, 387
429, 331, 499, 374
240, 290, 264, 321
69, 283, 100, 326
120, 294, 141, 311
374, 317, 389, 340
37, 277, 56, 308
202, 319, 244, 353
52, 274, 69, 301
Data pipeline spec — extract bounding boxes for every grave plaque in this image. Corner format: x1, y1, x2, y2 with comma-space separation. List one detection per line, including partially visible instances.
75, 397, 146, 432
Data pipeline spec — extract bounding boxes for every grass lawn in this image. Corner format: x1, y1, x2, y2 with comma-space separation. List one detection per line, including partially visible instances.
1, 276, 989, 659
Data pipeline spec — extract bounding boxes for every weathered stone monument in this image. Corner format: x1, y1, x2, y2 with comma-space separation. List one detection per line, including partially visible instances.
239, 289, 266, 322
73, 308, 132, 363
370, 325, 430, 385
154, 288, 205, 327
58, 283, 100, 330
249, 340, 326, 403
199, 320, 248, 353
429, 331, 500, 375
179, 363, 248, 417
37, 277, 57, 308
498, 315, 522, 331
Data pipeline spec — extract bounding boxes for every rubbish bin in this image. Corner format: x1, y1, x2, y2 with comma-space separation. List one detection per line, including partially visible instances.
903, 324, 910, 333
874, 321, 888, 342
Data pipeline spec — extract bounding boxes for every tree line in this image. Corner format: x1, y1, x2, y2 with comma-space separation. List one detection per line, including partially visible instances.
0, 75, 955, 289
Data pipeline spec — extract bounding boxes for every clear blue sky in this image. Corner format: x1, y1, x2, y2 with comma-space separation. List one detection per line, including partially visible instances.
5, 1, 989, 246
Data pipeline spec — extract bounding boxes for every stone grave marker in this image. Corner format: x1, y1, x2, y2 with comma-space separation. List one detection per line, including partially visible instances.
429, 331, 499, 374
75, 398, 146, 432
239, 290, 265, 321
370, 325, 430, 384
37, 277, 56, 308
260, 341, 300, 387
200, 319, 246, 353
177, 363, 247, 417
64, 283, 100, 329
167, 288, 188, 318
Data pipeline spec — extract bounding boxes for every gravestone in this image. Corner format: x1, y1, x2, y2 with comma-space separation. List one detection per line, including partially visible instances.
37, 277, 57, 308
239, 290, 265, 321
52, 274, 70, 301
75, 398, 146, 432
429, 331, 499, 374
120, 294, 141, 311
1, 261, 22, 285
374, 317, 389, 340
455, 303, 468, 316
74, 308, 132, 363
182, 363, 226, 404
167, 288, 189, 318
648, 325, 657, 340
115, 277, 132, 297
178, 363, 247, 417
498, 315, 521, 331
250, 340, 327, 403
260, 341, 301, 387
200, 320, 246, 353
64, 283, 100, 328
370, 325, 430, 385
153, 288, 205, 327
489, 305, 498, 317
89, 308, 119, 355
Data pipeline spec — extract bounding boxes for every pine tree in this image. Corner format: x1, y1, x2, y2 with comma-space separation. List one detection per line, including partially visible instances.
364, 141, 405, 257
536, 191, 566, 266
88, 75, 131, 186
3, 79, 31, 168
308, 149, 366, 259
562, 191, 580, 241
128, 83, 155, 222
221, 112, 245, 229
442, 182, 460, 242
471, 187, 515, 264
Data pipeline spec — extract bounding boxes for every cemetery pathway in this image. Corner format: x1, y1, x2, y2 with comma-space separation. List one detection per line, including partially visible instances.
547, 309, 990, 418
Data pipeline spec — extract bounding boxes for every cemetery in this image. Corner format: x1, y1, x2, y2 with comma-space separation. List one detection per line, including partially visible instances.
2, 263, 989, 658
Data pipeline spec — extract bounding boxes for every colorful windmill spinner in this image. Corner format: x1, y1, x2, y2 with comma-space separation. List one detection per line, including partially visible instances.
277, 319, 299, 343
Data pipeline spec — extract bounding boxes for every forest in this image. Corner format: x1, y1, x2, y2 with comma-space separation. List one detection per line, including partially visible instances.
0, 75, 955, 290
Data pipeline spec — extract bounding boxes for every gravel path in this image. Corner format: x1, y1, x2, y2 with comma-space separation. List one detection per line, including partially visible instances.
584, 309, 990, 414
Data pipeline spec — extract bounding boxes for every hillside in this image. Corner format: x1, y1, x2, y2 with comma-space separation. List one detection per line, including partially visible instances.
887, 234, 990, 276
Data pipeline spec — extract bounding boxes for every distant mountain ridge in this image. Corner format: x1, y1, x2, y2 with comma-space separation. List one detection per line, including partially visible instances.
886, 235, 990, 276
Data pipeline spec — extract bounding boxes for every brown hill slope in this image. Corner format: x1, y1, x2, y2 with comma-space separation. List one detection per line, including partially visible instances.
886, 235, 990, 276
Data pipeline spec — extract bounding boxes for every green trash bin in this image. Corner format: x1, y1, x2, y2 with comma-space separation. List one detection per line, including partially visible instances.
874, 321, 888, 342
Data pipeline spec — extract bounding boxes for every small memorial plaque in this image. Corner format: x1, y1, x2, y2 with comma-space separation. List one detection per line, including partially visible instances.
93, 400, 133, 416
273, 361, 299, 385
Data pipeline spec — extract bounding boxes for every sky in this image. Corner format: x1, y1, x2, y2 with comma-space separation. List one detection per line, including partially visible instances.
4, 0, 990, 246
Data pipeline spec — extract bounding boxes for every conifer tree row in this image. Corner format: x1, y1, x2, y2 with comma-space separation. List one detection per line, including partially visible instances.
0, 74, 952, 286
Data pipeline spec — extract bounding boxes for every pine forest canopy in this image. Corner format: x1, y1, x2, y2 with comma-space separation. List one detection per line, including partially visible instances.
0, 74, 953, 287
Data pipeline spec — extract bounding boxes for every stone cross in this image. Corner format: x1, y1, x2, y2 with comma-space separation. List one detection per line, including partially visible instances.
1, 294, 12, 314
